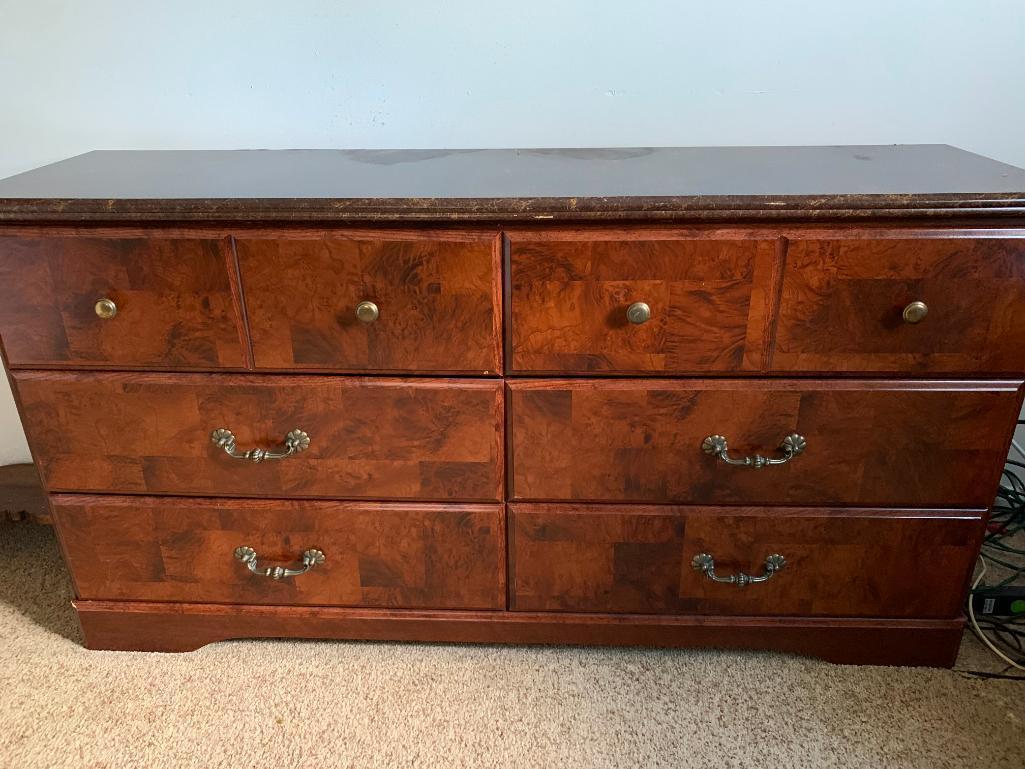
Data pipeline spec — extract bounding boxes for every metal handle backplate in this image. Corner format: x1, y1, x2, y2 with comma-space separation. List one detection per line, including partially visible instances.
701, 433, 806, 469
692, 553, 785, 587
211, 428, 310, 463
234, 546, 325, 580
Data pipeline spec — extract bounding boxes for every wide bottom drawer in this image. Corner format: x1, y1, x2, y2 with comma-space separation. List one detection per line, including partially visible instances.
508, 504, 983, 618
53, 495, 505, 610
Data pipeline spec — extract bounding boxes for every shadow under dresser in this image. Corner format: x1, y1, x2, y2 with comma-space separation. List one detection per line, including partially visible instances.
1, 145, 1024, 666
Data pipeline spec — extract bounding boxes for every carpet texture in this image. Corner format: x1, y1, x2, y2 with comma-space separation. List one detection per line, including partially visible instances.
0, 520, 1021, 769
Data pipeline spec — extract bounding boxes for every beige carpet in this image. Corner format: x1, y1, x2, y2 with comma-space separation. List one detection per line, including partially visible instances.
0, 520, 1021, 769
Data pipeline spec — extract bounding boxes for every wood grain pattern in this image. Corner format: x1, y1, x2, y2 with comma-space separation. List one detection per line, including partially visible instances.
773, 234, 1025, 372
2, 161, 1023, 666
52, 495, 504, 609
0, 235, 247, 368
507, 231, 778, 373
13, 371, 503, 501
73, 599, 966, 666
509, 504, 981, 617
508, 378, 1023, 507
237, 231, 502, 373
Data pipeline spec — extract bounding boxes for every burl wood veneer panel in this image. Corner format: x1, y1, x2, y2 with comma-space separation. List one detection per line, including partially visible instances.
773, 233, 1025, 373
14, 372, 503, 501
0, 235, 247, 368
508, 378, 1023, 507
507, 231, 778, 373
52, 496, 505, 609
509, 504, 982, 618
237, 231, 502, 374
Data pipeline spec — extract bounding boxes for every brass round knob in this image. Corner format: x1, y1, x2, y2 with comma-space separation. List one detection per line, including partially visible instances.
626, 302, 651, 325
355, 300, 379, 323
94, 298, 117, 319
902, 301, 928, 324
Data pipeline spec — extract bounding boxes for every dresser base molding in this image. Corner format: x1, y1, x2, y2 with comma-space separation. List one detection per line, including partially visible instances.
73, 600, 964, 667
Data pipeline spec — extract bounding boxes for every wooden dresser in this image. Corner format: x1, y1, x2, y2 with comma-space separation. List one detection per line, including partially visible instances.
1, 145, 1023, 666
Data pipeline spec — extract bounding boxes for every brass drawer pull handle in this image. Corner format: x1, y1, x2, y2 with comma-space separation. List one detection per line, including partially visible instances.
701, 433, 806, 469
626, 301, 651, 324
692, 553, 785, 587
210, 427, 310, 463
234, 546, 325, 580
902, 300, 928, 324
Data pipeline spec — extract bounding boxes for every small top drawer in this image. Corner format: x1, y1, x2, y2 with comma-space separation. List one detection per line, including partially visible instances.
773, 234, 1025, 373
237, 232, 501, 374
0, 235, 247, 368
507, 231, 777, 373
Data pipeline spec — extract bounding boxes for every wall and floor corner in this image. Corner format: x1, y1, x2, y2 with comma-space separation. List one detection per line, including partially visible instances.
1, 0, 1024, 465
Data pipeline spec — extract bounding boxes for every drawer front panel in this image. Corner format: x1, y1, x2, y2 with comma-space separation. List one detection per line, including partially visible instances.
507, 232, 777, 373
0, 235, 246, 368
509, 505, 982, 618
508, 379, 1021, 507
53, 496, 505, 609
15, 372, 503, 501
774, 234, 1025, 373
237, 233, 501, 373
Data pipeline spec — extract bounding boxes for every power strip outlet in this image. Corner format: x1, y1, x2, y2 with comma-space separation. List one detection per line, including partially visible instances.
972, 587, 1025, 617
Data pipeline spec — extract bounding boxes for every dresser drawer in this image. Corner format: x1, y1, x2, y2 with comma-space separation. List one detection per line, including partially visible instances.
507, 231, 777, 373
773, 234, 1025, 373
15, 372, 503, 501
0, 234, 246, 368
236, 232, 501, 373
509, 505, 982, 618
508, 378, 1022, 507
53, 495, 505, 609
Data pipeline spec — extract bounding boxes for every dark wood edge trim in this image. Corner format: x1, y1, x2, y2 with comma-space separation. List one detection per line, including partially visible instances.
5, 223, 1025, 238
73, 599, 966, 665
4, 210, 1025, 225
504, 383, 516, 502
225, 236, 255, 369
3, 361, 508, 376
2, 193, 1025, 224
505, 503, 516, 611
493, 384, 506, 503
763, 236, 788, 369
506, 503, 988, 519
497, 504, 509, 610
48, 493, 504, 513
10, 369, 507, 389
489, 231, 504, 375
505, 377, 1025, 392
500, 233, 513, 373
8, 360, 1025, 379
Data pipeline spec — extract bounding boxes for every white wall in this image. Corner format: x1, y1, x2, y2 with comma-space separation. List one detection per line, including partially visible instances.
1, 0, 1024, 463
